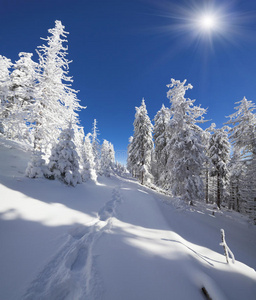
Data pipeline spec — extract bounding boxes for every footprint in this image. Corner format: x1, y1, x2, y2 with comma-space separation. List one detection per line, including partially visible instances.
98, 200, 115, 221
70, 247, 88, 271
69, 226, 90, 240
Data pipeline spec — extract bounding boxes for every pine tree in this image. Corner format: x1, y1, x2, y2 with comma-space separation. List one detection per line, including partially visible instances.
100, 139, 115, 177
33, 20, 82, 152
6, 52, 37, 142
202, 123, 216, 204
128, 99, 154, 185
208, 127, 230, 208
165, 79, 206, 204
0, 55, 12, 134
47, 122, 82, 186
228, 150, 246, 212
26, 20, 83, 178
127, 136, 135, 177
226, 97, 256, 222
91, 119, 101, 173
153, 104, 170, 187
80, 133, 97, 182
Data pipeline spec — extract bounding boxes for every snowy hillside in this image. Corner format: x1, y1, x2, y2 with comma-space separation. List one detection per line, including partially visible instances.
0, 137, 256, 300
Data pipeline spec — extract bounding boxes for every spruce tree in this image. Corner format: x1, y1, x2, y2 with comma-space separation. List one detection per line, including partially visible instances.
165, 79, 206, 204
91, 119, 101, 174
6, 52, 37, 142
100, 139, 115, 177
0, 55, 12, 134
47, 122, 82, 186
128, 99, 154, 185
80, 133, 97, 182
226, 97, 256, 222
208, 127, 230, 208
153, 104, 170, 187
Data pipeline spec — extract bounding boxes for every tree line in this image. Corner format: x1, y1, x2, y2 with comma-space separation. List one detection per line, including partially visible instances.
127, 79, 256, 224
0, 20, 124, 186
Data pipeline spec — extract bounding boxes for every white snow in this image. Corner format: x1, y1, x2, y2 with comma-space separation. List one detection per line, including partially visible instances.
0, 137, 256, 300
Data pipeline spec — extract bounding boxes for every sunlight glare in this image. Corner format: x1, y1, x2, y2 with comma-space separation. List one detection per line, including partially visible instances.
199, 14, 217, 31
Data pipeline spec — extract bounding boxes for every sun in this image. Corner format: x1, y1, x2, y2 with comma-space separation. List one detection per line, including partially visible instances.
199, 14, 217, 31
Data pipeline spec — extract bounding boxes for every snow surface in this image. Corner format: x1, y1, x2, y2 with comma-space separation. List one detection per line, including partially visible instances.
0, 137, 256, 300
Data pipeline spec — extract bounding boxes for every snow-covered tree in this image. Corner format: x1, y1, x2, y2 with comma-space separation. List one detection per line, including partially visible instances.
226, 97, 256, 222
202, 123, 216, 204
226, 97, 256, 157
25, 149, 46, 178
91, 119, 101, 173
208, 127, 230, 208
127, 136, 135, 176
0, 55, 12, 134
26, 20, 83, 178
100, 139, 115, 177
46, 122, 82, 186
6, 52, 37, 142
32, 20, 82, 152
153, 104, 170, 187
80, 133, 97, 182
128, 99, 154, 185
165, 79, 206, 204
228, 150, 246, 212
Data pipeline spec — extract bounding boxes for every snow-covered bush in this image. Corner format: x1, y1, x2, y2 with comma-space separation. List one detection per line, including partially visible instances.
47, 125, 82, 186
26, 150, 45, 178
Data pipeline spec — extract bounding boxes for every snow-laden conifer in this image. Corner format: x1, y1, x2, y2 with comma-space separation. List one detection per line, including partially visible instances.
226, 97, 256, 222
6, 52, 37, 142
47, 122, 82, 186
25, 149, 45, 178
208, 127, 230, 208
128, 99, 154, 185
153, 104, 170, 187
100, 139, 115, 177
91, 119, 101, 173
33, 20, 82, 152
127, 136, 136, 177
0, 55, 12, 134
80, 133, 97, 182
165, 79, 206, 204
202, 123, 216, 204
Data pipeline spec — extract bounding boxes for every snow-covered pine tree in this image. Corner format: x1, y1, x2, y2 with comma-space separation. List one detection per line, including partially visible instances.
47, 122, 82, 186
80, 133, 97, 182
100, 139, 115, 177
32, 20, 82, 152
128, 99, 154, 185
127, 136, 136, 177
226, 97, 256, 222
25, 149, 46, 178
91, 119, 101, 173
208, 127, 230, 209
26, 20, 83, 178
228, 150, 246, 212
165, 79, 206, 205
0, 55, 12, 134
153, 104, 170, 188
202, 123, 216, 204
6, 52, 37, 142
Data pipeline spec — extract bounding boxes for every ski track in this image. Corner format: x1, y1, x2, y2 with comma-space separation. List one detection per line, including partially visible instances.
23, 186, 122, 300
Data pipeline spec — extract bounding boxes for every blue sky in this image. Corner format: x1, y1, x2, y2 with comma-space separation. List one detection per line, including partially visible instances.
1, 0, 256, 163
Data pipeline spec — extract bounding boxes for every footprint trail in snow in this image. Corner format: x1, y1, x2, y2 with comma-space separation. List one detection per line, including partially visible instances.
23, 187, 122, 300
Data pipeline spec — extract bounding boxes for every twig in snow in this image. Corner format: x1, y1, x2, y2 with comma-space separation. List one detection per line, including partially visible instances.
201, 286, 212, 300
220, 229, 235, 264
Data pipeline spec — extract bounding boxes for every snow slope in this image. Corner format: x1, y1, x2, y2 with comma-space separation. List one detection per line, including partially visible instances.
0, 137, 256, 300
